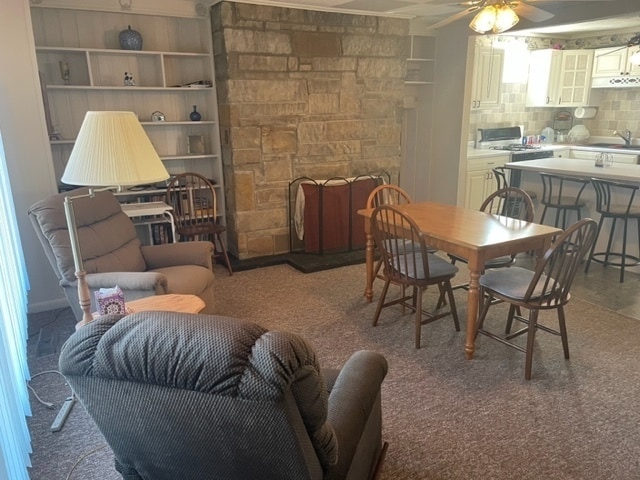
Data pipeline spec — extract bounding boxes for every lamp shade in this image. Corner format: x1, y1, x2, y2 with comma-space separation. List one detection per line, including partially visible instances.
469, 1, 519, 35
470, 5, 498, 34
492, 4, 519, 33
61, 111, 169, 187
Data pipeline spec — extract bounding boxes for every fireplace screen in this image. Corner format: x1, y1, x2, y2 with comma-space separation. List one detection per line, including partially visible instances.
288, 172, 389, 254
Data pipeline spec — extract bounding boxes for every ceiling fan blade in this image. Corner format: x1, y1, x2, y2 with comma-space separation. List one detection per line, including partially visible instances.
512, 2, 555, 22
428, 6, 481, 30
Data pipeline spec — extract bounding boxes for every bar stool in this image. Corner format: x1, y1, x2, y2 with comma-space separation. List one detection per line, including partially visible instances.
493, 167, 537, 201
539, 173, 589, 229
585, 178, 640, 283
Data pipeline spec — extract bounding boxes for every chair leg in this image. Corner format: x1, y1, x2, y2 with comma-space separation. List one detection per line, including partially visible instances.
604, 218, 617, 267
524, 309, 539, 380
415, 287, 423, 349
435, 283, 448, 309
475, 292, 493, 339
557, 306, 570, 360
621, 217, 629, 283
374, 256, 384, 280
585, 217, 605, 274
505, 304, 517, 334
540, 205, 548, 226
214, 232, 233, 275
373, 279, 391, 326
445, 281, 460, 331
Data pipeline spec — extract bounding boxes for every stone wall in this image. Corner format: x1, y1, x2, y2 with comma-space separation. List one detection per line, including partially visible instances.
211, 2, 408, 259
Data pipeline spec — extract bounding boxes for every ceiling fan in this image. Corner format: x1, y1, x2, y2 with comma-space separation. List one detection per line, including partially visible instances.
429, 0, 614, 34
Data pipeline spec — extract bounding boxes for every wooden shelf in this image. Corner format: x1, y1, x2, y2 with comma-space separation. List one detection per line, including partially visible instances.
32, 6, 226, 238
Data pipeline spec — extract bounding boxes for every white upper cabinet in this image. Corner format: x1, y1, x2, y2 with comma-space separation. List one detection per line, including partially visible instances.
557, 50, 594, 106
470, 46, 504, 109
526, 49, 594, 107
525, 49, 562, 107
592, 46, 640, 77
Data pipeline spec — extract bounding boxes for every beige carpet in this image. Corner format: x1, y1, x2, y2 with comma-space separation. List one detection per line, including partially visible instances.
27, 262, 640, 479
214, 263, 640, 480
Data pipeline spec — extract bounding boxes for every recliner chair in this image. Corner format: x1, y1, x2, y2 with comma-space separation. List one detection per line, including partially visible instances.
28, 188, 216, 318
58, 312, 389, 480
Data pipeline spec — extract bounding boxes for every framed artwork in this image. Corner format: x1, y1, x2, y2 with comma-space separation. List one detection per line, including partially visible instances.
187, 135, 205, 154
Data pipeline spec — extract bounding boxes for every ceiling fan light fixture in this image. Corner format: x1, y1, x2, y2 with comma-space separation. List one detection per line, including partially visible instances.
469, 5, 497, 34
492, 3, 519, 33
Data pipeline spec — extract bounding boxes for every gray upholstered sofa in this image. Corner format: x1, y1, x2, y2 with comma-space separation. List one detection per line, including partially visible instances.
28, 188, 216, 318
59, 312, 388, 480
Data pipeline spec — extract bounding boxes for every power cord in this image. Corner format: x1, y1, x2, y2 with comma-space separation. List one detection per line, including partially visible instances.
27, 383, 55, 409
65, 444, 109, 480
30, 371, 111, 479
28, 369, 75, 431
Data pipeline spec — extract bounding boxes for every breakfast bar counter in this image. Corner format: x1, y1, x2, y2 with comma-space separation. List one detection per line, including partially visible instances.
504, 157, 640, 278
505, 158, 640, 183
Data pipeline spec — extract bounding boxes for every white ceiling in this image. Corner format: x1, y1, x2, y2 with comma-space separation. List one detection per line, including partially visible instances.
223, 0, 640, 36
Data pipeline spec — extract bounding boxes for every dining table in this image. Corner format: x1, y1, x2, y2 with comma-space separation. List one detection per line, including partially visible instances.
357, 201, 562, 360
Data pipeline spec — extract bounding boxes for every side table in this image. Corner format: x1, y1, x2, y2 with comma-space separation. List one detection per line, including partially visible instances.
121, 201, 176, 244
78, 294, 205, 330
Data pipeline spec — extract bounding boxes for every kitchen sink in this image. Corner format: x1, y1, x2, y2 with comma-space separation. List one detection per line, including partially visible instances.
586, 143, 640, 150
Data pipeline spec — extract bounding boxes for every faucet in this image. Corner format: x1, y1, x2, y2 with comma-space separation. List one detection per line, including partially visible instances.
613, 129, 632, 146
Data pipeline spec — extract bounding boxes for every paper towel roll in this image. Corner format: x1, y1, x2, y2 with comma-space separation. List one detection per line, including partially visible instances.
574, 107, 597, 119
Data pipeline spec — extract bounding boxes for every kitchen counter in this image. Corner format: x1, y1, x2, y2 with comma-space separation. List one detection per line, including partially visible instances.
571, 145, 640, 155
505, 158, 640, 183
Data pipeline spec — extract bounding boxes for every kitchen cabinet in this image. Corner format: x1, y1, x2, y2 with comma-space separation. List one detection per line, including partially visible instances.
464, 155, 509, 209
470, 46, 504, 110
592, 46, 640, 77
525, 49, 562, 107
526, 49, 595, 107
31, 6, 226, 228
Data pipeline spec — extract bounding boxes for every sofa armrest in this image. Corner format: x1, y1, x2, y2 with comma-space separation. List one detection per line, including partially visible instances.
82, 272, 168, 293
141, 241, 213, 270
326, 350, 388, 480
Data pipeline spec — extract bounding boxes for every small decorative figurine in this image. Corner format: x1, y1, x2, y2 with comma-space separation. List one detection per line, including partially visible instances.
59, 61, 70, 85
124, 72, 136, 86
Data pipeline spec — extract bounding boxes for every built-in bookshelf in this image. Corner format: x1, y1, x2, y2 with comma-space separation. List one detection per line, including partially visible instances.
30, 6, 226, 234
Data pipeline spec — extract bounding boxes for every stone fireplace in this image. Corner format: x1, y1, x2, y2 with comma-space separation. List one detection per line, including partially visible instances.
211, 2, 408, 259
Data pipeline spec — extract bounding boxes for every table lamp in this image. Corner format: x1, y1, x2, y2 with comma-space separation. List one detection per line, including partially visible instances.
61, 111, 169, 325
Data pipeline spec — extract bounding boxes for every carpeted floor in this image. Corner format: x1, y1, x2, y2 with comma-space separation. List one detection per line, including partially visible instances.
26, 261, 640, 479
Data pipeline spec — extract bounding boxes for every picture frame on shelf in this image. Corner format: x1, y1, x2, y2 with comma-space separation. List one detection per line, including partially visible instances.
188, 135, 205, 154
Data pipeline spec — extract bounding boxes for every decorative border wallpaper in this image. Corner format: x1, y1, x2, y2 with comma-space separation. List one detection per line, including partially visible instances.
476, 31, 638, 51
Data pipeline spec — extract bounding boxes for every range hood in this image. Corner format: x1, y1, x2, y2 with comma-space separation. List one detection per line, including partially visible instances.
592, 76, 640, 88
591, 34, 640, 88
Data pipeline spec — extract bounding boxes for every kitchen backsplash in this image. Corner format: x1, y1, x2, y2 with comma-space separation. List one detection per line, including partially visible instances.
469, 34, 640, 143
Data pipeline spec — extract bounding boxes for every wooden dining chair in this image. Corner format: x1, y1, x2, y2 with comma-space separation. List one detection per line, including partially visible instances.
166, 172, 233, 275
447, 187, 535, 286
371, 205, 460, 349
475, 218, 598, 379
366, 184, 415, 284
